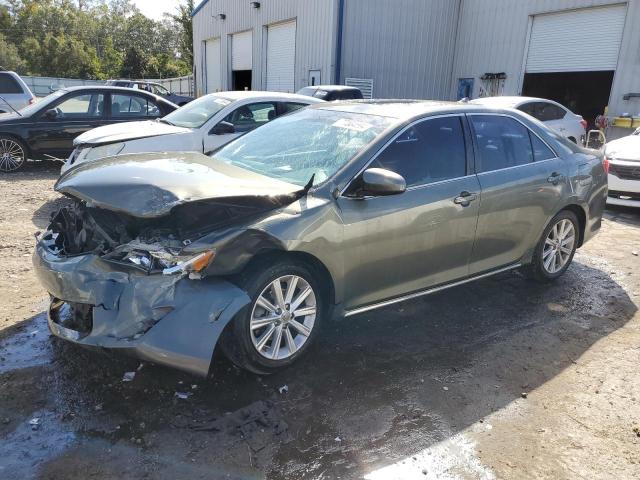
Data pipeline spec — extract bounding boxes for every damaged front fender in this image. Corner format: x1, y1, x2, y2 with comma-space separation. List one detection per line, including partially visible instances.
34, 244, 250, 377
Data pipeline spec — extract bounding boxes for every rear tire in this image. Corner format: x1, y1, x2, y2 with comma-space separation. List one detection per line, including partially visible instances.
219, 259, 325, 374
524, 210, 579, 283
0, 135, 27, 172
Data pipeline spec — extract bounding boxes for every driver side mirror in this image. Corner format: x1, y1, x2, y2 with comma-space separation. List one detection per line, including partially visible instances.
44, 109, 59, 120
361, 168, 406, 196
210, 121, 235, 135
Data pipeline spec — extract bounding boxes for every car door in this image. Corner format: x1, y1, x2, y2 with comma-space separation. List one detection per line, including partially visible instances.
204, 101, 277, 152
467, 113, 569, 275
28, 91, 106, 158
337, 115, 481, 309
108, 92, 164, 124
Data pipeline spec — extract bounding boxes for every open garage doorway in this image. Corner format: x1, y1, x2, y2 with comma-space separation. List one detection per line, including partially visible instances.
232, 70, 252, 91
522, 71, 614, 128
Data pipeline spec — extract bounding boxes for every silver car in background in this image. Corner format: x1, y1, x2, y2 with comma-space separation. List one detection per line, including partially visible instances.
0, 70, 36, 114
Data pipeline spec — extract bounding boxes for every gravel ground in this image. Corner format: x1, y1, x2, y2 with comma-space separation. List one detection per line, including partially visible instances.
0, 162, 639, 479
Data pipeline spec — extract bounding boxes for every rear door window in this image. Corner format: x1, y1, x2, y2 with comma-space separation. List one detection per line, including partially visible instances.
278, 102, 308, 116
372, 116, 467, 187
111, 94, 162, 118
470, 115, 534, 172
223, 102, 277, 132
0, 73, 24, 94
530, 133, 556, 161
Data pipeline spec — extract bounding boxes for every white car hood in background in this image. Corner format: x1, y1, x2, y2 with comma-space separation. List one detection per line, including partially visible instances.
73, 120, 192, 147
605, 134, 640, 161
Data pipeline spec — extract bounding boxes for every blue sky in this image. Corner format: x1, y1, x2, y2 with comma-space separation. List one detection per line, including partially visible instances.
132, 0, 180, 20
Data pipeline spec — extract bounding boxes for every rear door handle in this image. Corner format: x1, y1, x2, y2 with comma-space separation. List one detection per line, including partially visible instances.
547, 172, 564, 185
454, 191, 478, 206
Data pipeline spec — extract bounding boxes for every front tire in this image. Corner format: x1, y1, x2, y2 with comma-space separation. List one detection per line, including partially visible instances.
525, 210, 579, 282
220, 259, 325, 374
0, 136, 27, 172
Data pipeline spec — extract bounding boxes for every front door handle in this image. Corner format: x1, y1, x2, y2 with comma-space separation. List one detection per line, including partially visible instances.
454, 191, 478, 206
547, 172, 564, 185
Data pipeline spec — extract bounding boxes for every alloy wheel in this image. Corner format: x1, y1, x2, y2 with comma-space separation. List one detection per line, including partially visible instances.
0, 138, 26, 172
542, 219, 575, 274
249, 275, 317, 361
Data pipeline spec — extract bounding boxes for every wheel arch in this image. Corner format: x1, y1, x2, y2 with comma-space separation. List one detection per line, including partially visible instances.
238, 249, 336, 309
558, 203, 587, 247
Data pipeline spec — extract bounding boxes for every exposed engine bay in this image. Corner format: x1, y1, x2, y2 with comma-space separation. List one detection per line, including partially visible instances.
40, 192, 305, 275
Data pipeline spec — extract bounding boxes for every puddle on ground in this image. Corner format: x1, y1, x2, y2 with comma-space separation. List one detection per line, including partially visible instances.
0, 314, 52, 374
0, 409, 76, 479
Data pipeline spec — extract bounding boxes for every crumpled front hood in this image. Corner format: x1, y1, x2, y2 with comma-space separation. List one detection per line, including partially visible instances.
73, 120, 192, 146
605, 134, 640, 161
55, 152, 303, 218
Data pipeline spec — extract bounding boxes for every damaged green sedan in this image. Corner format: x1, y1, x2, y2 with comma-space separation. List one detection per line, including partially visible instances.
33, 101, 607, 376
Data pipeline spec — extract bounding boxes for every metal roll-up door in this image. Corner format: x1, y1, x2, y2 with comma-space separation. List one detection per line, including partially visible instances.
232, 30, 253, 71
205, 38, 221, 93
526, 5, 626, 73
266, 20, 296, 92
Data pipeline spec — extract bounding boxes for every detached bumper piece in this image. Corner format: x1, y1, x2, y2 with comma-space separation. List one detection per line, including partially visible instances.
34, 244, 250, 377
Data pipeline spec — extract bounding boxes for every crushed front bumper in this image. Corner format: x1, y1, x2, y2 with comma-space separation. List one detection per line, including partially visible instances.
33, 243, 250, 377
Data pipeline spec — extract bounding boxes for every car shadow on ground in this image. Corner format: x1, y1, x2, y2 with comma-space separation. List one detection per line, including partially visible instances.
605, 204, 640, 227
0, 258, 636, 479
9, 159, 61, 177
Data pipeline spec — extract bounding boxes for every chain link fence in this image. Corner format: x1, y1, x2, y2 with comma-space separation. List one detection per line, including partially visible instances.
20, 75, 194, 98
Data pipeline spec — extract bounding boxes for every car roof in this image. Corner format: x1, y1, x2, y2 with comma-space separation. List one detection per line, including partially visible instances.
470, 96, 561, 108
59, 85, 165, 96
311, 99, 501, 120
206, 90, 324, 102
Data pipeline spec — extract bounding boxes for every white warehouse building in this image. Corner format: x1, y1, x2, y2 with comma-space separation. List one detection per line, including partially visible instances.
192, 0, 640, 136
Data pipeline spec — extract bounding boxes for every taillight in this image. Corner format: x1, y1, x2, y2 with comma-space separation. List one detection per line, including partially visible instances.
603, 156, 610, 174
580, 118, 588, 131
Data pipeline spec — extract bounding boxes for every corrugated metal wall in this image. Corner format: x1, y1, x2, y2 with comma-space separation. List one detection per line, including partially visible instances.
192, 0, 337, 96
451, 0, 640, 118
339, 0, 460, 100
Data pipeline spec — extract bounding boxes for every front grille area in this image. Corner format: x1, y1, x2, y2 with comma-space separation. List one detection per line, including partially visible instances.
608, 190, 640, 201
609, 163, 640, 181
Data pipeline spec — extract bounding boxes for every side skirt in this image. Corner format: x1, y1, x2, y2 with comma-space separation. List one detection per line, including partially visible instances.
343, 263, 522, 317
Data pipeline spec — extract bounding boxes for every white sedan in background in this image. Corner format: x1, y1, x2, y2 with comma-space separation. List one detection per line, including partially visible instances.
604, 127, 640, 207
61, 91, 324, 174
471, 96, 587, 145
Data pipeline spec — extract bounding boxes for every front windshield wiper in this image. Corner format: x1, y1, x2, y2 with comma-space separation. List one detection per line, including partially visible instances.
157, 118, 175, 126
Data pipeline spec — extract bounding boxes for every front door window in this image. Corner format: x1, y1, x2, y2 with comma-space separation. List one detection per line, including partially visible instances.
53, 93, 105, 119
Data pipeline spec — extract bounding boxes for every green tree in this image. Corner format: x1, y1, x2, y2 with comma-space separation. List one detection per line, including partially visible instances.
169, 0, 194, 68
121, 46, 148, 79
0, 34, 27, 72
1, 0, 192, 79
100, 37, 123, 79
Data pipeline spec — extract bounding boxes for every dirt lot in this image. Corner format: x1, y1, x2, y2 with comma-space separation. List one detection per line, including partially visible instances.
0, 162, 639, 479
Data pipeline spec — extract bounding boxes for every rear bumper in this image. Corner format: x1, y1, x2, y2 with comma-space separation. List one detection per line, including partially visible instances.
33, 243, 250, 376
